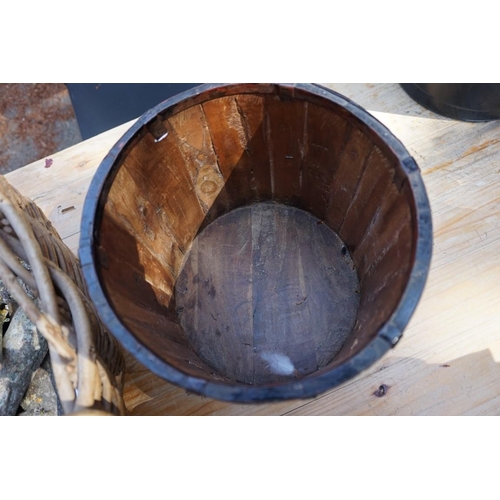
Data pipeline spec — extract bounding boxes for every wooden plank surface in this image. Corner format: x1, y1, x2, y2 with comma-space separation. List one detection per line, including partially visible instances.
6, 83, 500, 415
175, 203, 359, 385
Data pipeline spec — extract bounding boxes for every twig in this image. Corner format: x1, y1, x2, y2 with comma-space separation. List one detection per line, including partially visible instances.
101, 358, 125, 415
0, 203, 76, 411
1, 224, 116, 411
47, 261, 99, 409
0, 237, 38, 292
0, 194, 60, 323
0, 259, 76, 414
0, 180, 124, 415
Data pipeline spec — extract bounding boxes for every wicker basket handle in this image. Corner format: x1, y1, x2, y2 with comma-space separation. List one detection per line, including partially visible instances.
0, 176, 125, 415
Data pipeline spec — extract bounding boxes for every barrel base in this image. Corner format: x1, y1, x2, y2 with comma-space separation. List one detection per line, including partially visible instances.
175, 202, 360, 385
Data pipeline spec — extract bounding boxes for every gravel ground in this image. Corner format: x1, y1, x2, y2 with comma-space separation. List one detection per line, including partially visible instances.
0, 83, 82, 175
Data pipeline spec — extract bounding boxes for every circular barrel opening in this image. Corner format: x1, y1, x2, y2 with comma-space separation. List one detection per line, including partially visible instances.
80, 83, 432, 402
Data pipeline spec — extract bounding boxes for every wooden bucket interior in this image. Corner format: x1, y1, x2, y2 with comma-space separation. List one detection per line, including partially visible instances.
95, 85, 417, 388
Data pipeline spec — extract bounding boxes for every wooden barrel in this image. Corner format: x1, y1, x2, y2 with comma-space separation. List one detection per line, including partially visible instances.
79, 84, 432, 403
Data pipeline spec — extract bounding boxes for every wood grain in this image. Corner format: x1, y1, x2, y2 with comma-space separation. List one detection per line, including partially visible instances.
300, 104, 350, 219
175, 203, 359, 385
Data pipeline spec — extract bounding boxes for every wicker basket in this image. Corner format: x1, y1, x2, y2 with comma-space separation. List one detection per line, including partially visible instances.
0, 176, 125, 415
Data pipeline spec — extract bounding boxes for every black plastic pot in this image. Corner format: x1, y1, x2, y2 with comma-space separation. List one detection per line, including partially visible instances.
66, 84, 201, 139
401, 83, 500, 122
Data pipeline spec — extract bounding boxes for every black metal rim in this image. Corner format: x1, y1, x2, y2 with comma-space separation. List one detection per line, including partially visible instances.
79, 83, 433, 403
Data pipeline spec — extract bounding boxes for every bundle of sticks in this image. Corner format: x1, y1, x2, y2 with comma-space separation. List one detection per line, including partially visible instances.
0, 176, 125, 415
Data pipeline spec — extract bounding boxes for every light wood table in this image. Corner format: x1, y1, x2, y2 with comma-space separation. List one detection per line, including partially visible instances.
6, 83, 500, 415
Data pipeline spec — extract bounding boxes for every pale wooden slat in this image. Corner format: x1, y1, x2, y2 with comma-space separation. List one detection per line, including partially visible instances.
5, 120, 135, 254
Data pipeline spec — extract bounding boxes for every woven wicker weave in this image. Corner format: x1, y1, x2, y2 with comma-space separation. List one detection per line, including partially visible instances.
0, 176, 125, 415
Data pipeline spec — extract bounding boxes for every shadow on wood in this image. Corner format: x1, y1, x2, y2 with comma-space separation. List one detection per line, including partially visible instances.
123, 348, 500, 415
